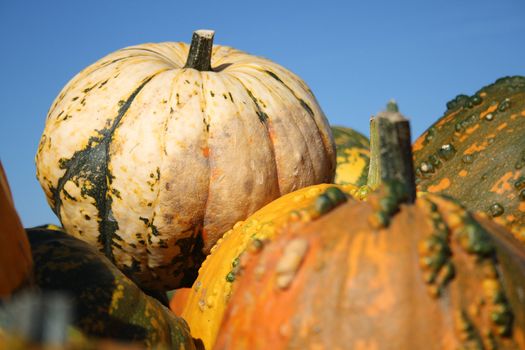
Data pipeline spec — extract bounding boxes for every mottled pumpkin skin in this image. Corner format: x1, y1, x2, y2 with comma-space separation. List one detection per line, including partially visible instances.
331, 126, 370, 186
27, 226, 195, 349
0, 161, 32, 297
413, 76, 525, 242
180, 184, 357, 350
35, 41, 336, 291
215, 189, 525, 350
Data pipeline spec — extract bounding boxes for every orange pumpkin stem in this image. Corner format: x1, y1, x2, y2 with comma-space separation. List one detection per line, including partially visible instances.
184, 29, 215, 71
367, 100, 416, 203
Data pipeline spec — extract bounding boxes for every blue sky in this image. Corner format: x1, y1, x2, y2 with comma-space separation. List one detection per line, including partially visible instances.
1, 0, 524, 226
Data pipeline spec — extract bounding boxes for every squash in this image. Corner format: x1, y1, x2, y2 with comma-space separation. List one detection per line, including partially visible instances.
214, 103, 525, 350
179, 183, 358, 350
215, 189, 525, 349
413, 76, 525, 242
35, 29, 336, 291
26, 226, 196, 349
0, 161, 32, 298
331, 125, 370, 186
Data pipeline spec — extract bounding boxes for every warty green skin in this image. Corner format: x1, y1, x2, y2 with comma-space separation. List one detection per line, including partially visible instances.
413, 76, 525, 241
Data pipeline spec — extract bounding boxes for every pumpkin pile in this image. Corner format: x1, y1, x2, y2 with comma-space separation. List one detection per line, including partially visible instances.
1, 28, 524, 349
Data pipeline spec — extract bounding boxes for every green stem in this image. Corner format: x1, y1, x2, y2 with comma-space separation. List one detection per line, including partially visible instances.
367, 100, 416, 203
367, 115, 380, 190
184, 29, 215, 71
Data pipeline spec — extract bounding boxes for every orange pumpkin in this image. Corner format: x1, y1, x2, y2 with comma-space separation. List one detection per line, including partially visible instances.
0, 161, 32, 297
215, 188, 525, 349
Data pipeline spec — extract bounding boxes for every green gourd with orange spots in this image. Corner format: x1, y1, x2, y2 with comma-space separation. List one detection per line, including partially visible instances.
413, 76, 525, 242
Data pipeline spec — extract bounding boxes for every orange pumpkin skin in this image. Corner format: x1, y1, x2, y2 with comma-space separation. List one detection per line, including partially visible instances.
215, 189, 525, 350
0, 161, 32, 297
169, 287, 191, 316
413, 76, 525, 242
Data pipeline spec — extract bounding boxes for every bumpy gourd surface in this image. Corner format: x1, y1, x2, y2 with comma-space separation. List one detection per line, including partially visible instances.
28, 226, 196, 349
181, 184, 357, 350
35, 42, 336, 290
215, 188, 525, 350
331, 126, 370, 186
413, 76, 525, 242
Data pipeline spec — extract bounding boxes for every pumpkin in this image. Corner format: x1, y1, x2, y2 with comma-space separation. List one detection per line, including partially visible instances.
0, 161, 32, 298
214, 103, 525, 350
35, 29, 336, 291
413, 76, 525, 242
215, 189, 525, 350
179, 183, 358, 350
331, 125, 370, 186
26, 225, 196, 349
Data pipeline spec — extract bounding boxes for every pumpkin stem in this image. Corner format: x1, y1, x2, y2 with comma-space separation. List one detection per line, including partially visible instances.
367, 100, 416, 203
184, 29, 215, 71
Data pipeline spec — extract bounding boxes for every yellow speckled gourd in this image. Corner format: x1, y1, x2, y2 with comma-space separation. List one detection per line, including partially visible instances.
35, 30, 336, 291
331, 126, 370, 186
178, 183, 358, 350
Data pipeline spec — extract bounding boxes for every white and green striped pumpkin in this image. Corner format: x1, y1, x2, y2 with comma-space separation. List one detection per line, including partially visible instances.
35, 30, 336, 291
